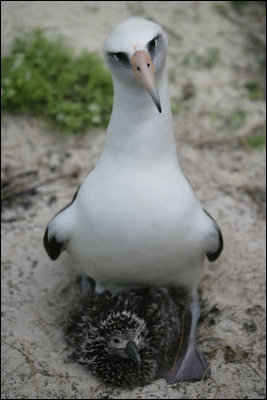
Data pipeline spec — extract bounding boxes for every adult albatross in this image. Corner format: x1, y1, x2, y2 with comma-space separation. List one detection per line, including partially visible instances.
44, 17, 223, 382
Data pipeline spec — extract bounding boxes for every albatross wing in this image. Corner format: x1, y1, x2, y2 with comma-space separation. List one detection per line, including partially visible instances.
43, 187, 79, 260
43, 224, 65, 260
204, 209, 223, 262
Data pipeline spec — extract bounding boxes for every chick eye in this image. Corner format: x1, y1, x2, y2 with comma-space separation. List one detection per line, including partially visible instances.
109, 51, 129, 65
112, 337, 120, 344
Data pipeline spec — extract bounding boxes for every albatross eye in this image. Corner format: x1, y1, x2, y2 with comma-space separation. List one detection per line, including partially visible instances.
148, 38, 156, 50
147, 34, 161, 59
108, 51, 129, 65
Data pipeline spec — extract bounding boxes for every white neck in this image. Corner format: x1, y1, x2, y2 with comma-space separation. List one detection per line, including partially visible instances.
100, 70, 179, 170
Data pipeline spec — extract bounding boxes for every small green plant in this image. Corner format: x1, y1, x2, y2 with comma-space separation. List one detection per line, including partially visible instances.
171, 98, 180, 115
245, 80, 264, 101
1, 29, 113, 132
212, 3, 229, 18
245, 130, 266, 148
182, 47, 220, 70
211, 108, 247, 131
226, 109, 247, 131
230, 1, 249, 12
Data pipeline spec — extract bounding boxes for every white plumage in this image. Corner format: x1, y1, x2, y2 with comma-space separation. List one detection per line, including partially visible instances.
44, 17, 223, 292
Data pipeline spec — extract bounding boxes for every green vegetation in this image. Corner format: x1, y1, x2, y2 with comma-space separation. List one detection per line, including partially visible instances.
230, 1, 249, 12
171, 99, 180, 115
1, 29, 113, 133
245, 80, 264, 100
212, 3, 229, 18
182, 47, 220, 70
245, 129, 266, 148
171, 82, 196, 115
211, 108, 247, 131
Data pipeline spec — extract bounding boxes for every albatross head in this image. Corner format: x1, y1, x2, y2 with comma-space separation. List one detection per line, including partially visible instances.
103, 17, 168, 113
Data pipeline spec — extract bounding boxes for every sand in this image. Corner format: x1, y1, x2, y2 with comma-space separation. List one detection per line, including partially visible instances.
1, 1, 266, 399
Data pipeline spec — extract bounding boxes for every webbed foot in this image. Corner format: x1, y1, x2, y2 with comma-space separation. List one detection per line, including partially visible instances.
165, 337, 210, 382
164, 290, 210, 382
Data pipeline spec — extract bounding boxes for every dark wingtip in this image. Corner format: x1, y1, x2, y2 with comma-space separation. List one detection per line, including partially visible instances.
43, 225, 64, 260
206, 228, 223, 262
204, 209, 224, 262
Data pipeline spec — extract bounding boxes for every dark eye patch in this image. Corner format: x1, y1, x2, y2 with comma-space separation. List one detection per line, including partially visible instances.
147, 34, 161, 59
108, 51, 130, 65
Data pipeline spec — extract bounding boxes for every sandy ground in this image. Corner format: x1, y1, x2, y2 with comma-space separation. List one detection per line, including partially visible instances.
1, 1, 266, 399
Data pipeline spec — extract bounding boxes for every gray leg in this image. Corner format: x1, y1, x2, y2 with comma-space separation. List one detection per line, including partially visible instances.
165, 291, 210, 382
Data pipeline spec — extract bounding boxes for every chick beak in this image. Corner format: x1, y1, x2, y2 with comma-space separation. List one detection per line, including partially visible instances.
125, 340, 141, 367
131, 50, 162, 113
